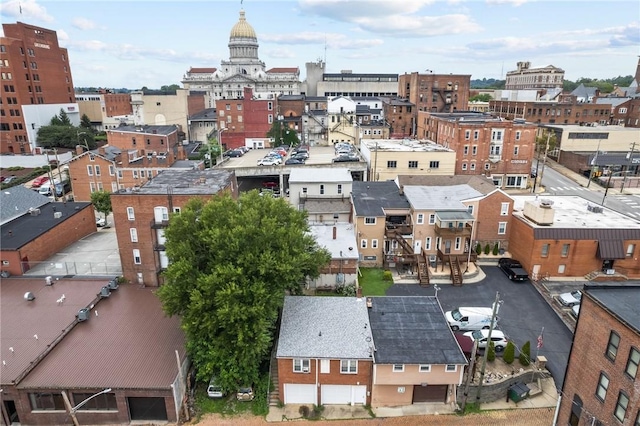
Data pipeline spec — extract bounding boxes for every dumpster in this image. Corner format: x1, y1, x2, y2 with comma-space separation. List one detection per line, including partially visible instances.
508, 382, 530, 402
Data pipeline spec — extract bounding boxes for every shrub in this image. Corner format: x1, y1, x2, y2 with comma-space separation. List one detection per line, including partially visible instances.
484, 243, 491, 255
382, 270, 393, 282
503, 341, 515, 364
487, 341, 496, 362
299, 405, 310, 418
335, 284, 356, 297
475, 242, 482, 255
519, 341, 531, 366
492, 243, 499, 256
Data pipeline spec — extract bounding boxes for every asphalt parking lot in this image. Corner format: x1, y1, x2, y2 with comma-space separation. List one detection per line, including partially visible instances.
386, 266, 574, 389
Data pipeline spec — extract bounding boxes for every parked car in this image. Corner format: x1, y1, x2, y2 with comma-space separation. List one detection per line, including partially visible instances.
262, 181, 279, 189
570, 304, 580, 319
332, 155, 359, 163
498, 258, 529, 282
96, 217, 107, 227
272, 147, 287, 157
32, 176, 50, 188
227, 149, 244, 157
207, 376, 224, 398
445, 307, 493, 331
464, 329, 509, 352
258, 157, 282, 166
2, 175, 17, 184
236, 385, 255, 401
291, 151, 309, 160
285, 158, 305, 165
558, 290, 582, 307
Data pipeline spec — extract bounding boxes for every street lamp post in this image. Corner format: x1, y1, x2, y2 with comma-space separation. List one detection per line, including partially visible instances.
61, 388, 112, 426
217, 128, 226, 165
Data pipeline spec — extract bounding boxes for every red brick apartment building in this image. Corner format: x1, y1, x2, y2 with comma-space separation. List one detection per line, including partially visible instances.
110, 169, 237, 286
558, 285, 640, 426
381, 97, 415, 139
0, 22, 75, 154
418, 112, 537, 189
215, 87, 275, 150
398, 72, 471, 116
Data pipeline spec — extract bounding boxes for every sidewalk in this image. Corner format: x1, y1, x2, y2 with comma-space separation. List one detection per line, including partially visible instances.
541, 158, 640, 195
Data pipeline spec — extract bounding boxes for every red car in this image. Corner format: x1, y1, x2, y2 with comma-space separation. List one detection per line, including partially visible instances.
32, 176, 49, 188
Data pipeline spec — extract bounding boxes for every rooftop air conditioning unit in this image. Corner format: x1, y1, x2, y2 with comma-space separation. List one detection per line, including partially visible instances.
302, 367, 309, 372
77, 308, 89, 322
53, 212, 63, 219
99, 286, 111, 298
45, 276, 53, 285
107, 278, 119, 290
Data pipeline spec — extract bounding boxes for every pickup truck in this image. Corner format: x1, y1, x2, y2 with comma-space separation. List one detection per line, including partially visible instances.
498, 258, 529, 282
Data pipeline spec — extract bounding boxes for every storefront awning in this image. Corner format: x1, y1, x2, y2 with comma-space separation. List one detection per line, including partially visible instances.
597, 240, 626, 259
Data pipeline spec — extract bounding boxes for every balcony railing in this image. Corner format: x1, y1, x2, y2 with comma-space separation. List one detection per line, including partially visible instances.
150, 219, 169, 229
384, 223, 413, 237
434, 222, 472, 237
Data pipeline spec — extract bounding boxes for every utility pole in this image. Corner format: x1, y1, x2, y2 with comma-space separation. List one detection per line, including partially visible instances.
460, 338, 478, 412
601, 169, 614, 206
620, 141, 637, 193
475, 291, 501, 405
586, 139, 602, 189
539, 131, 552, 183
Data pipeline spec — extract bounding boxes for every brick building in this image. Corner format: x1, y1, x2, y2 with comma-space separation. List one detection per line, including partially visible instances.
418, 112, 537, 189
76, 90, 133, 131
398, 72, 471, 116
558, 285, 640, 426
110, 169, 237, 286
509, 196, 640, 280
489, 96, 612, 126
381, 97, 415, 139
0, 22, 76, 154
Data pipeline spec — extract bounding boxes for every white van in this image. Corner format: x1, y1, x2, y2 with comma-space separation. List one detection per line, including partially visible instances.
445, 307, 494, 331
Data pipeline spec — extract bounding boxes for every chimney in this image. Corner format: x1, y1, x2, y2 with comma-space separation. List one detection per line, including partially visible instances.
98, 145, 107, 156
399, 185, 404, 195
75, 145, 84, 155
332, 226, 337, 240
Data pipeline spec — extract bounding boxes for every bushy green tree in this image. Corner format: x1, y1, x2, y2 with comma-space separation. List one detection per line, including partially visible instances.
469, 93, 492, 102
80, 114, 94, 131
492, 243, 499, 256
90, 190, 112, 220
484, 243, 491, 255
519, 341, 531, 366
487, 341, 496, 362
475, 242, 482, 255
156, 192, 330, 393
503, 341, 515, 364
267, 120, 300, 147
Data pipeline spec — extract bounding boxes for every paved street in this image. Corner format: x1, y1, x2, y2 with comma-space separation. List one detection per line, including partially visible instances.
387, 266, 575, 389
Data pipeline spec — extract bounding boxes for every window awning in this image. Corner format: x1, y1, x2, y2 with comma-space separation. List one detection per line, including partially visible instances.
435, 211, 474, 221
597, 240, 625, 259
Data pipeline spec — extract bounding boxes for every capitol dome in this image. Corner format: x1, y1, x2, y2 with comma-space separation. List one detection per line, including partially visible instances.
230, 10, 256, 40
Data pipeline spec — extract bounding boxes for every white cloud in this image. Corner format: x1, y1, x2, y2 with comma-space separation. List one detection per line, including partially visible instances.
72, 17, 104, 31
485, 0, 530, 5
264, 47, 297, 59
0, 0, 54, 23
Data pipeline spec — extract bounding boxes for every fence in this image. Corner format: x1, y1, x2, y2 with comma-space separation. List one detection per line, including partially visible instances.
24, 261, 122, 277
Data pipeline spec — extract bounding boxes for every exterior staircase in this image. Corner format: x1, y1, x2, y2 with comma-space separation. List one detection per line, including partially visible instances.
417, 249, 430, 287
268, 349, 280, 406
450, 256, 463, 286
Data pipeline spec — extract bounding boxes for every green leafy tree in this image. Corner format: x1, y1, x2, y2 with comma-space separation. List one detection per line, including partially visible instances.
469, 93, 492, 102
80, 114, 94, 131
487, 341, 496, 362
475, 242, 482, 255
492, 243, 499, 256
267, 120, 300, 147
58, 109, 71, 126
484, 243, 491, 255
90, 190, 112, 221
37, 126, 96, 149
503, 341, 515, 364
519, 341, 531, 366
156, 192, 331, 392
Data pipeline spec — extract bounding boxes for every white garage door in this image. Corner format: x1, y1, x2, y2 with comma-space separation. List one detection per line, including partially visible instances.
321, 385, 367, 405
284, 384, 316, 404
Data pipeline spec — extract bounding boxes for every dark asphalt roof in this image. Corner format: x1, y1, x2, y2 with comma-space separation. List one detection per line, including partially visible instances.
368, 297, 468, 365
111, 168, 235, 196
586, 285, 640, 334
1, 202, 93, 250
0, 185, 51, 225
351, 181, 410, 217
189, 108, 217, 120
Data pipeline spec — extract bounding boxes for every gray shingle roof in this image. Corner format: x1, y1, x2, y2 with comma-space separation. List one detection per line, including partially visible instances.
351, 181, 410, 217
368, 297, 467, 365
277, 296, 374, 359
0, 186, 52, 225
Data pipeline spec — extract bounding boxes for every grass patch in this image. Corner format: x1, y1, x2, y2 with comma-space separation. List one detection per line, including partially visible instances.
359, 268, 393, 296
193, 372, 270, 419
458, 402, 482, 415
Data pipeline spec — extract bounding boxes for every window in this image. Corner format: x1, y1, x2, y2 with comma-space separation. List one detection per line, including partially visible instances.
337, 184, 342, 194
340, 360, 357, 374
446, 365, 457, 372
429, 161, 440, 169
465, 130, 470, 140
561, 244, 570, 257
109, 165, 115, 176
500, 202, 509, 216
541, 243, 550, 257
419, 364, 431, 372
132, 170, 138, 179
595, 372, 609, 401
455, 237, 461, 250
498, 222, 507, 234
626, 347, 639, 379
606, 331, 620, 361
470, 163, 476, 170
634, 410, 640, 426
95, 165, 101, 176
387, 160, 397, 168
319, 184, 324, 195
365, 217, 376, 225
484, 163, 490, 170
29, 392, 65, 410
72, 392, 117, 411
462, 163, 467, 170
361, 239, 367, 249
425, 237, 431, 250
126, 207, 135, 220
467, 205, 474, 215
627, 244, 636, 257
133, 249, 141, 264
129, 228, 138, 243
392, 364, 404, 372
515, 131, 521, 141
615, 391, 629, 422
173, 207, 181, 214
514, 146, 519, 156
372, 239, 378, 249
86, 165, 93, 176
463, 145, 469, 155
472, 145, 477, 155
293, 358, 310, 373
417, 213, 424, 224
428, 214, 435, 225
408, 160, 418, 169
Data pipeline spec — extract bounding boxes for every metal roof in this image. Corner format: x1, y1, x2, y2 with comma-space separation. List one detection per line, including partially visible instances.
436, 211, 475, 221
368, 297, 467, 365
17, 284, 186, 390
277, 296, 373, 360
351, 181, 410, 217
597, 240, 626, 259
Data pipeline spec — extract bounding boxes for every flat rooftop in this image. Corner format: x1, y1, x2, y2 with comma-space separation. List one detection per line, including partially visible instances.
112, 168, 234, 196
309, 223, 359, 260
543, 124, 636, 133
361, 139, 453, 153
586, 285, 640, 334
513, 195, 640, 229
108, 124, 179, 136
218, 146, 362, 169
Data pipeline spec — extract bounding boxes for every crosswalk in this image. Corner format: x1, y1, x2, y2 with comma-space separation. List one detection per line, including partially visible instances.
547, 186, 588, 192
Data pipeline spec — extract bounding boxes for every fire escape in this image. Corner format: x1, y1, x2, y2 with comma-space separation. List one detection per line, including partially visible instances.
431, 81, 458, 113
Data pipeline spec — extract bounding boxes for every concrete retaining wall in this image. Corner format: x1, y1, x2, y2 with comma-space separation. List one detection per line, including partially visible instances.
457, 369, 550, 404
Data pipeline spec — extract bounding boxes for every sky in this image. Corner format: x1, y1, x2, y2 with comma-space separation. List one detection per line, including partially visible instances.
1, 0, 639, 90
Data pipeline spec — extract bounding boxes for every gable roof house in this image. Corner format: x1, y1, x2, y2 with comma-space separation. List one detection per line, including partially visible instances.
367, 296, 467, 408
276, 296, 374, 406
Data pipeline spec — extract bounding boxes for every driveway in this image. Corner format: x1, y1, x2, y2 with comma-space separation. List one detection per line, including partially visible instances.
386, 266, 574, 388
